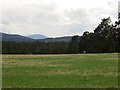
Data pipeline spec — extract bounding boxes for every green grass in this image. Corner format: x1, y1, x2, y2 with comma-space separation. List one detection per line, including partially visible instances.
2, 53, 118, 88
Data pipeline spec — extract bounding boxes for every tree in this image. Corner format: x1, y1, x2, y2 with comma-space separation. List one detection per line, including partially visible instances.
79, 17, 119, 53
67, 35, 80, 54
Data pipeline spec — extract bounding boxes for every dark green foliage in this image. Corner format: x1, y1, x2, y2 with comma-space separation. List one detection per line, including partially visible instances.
2, 41, 69, 54
67, 35, 80, 54
79, 17, 120, 53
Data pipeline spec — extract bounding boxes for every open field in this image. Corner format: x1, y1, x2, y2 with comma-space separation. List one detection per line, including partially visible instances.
2, 53, 118, 88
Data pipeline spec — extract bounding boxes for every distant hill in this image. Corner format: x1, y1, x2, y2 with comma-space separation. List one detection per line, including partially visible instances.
1, 32, 73, 42
27, 34, 48, 39
38, 36, 72, 42
1, 32, 34, 42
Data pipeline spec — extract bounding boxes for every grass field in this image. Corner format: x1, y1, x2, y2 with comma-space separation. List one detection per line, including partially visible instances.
2, 53, 118, 88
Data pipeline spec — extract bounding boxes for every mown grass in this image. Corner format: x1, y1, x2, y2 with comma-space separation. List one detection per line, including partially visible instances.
2, 53, 118, 88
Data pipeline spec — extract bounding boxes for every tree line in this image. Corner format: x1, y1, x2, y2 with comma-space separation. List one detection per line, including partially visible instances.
2, 41, 69, 54
2, 17, 120, 54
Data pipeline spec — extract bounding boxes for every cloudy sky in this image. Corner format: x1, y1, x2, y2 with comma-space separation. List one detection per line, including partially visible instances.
0, 0, 119, 37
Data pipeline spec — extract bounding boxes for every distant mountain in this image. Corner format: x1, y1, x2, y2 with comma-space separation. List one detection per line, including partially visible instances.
27, 34, 48, 39
1, 32, 73, 42
38, 36, 72, 42
1, 32, 34, 42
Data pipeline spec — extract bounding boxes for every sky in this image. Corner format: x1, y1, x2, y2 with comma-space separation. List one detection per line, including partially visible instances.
0, 0, 119, 37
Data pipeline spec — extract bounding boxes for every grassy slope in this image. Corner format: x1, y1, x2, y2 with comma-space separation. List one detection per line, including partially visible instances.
2, 53, 118, 88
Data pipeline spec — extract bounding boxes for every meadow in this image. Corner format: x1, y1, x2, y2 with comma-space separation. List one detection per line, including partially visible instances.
2, 53, 118, 88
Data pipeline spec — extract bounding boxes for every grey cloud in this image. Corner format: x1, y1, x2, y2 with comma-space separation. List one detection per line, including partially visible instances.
108, 1, 114, 6
64, 8, 91, 24
88, 6, 117, 22
118, 1, 120, 12
65, 23, 97, 35
2, 2, 59, 25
